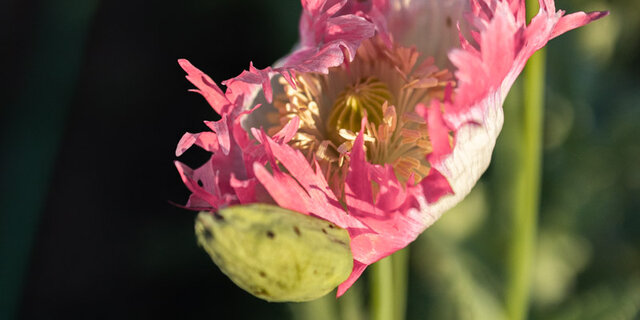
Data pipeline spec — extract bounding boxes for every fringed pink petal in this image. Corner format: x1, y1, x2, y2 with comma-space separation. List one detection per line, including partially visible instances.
299, 0, 356, 49
222, 0, 376, 104
550, 10, 609, 40
352, 3, 393, 48
300, 0, 345, 24
407, 0, 605, 245
447, 0, 519, 126
333, 121, 433, 293
323, 15, 378, 60
204, 115, 231, 156
232, 104, 262, 149
224, 63, 275, 103
371, 165, 408, 212
253, 163, 318, 215
271, 116, 300, 144
416, 101, 453, 167
420, 168, 454, 204
255, 132, 364, 230
336, 261, 367, 297
176, 61, 273, 211
447, 0, 607, 129
178, 59, 232, 115
426, 90, 504, 221
229, 174, 259, 204
175, 131, 219, 156
174, 160, 223, 209
349, 233, 410, 265
344, 124, 373, 205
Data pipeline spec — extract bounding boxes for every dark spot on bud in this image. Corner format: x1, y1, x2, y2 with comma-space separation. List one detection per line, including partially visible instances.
293, 226, 301, 236
203, 229, 214, 241
197, 180, 203, 187
266, 230, 275, 239
331, 238, 346, 246
259, 271, 266, 278
213, 211, 225, 221
446, 16, 452, 28
253, 287, 269, 296
322, 228, 328, 234
328, 224, 335, 229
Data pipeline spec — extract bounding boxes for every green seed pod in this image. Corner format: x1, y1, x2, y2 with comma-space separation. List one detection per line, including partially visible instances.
195, 204, 353, 302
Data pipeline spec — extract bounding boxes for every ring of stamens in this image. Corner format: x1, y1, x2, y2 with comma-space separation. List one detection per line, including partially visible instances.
266, 37, 453, 191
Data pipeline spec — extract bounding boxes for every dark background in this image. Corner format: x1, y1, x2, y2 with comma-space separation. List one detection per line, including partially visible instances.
2, 0, 300, 318
2, 0, 638, 319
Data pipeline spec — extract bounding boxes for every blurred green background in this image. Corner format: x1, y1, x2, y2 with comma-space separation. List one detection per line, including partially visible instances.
0, 0, 636, 319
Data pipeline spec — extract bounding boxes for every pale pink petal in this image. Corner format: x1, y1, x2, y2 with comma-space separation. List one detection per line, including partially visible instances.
384, 0, 470, 67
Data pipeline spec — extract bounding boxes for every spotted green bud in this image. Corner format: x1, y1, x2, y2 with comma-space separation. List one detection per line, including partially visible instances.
195, 204, 353, 302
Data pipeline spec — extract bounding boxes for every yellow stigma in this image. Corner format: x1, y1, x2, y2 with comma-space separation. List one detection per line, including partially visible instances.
326, 77, 391, 145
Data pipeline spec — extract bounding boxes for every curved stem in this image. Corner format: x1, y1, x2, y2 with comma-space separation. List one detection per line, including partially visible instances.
505, 2, 546, 318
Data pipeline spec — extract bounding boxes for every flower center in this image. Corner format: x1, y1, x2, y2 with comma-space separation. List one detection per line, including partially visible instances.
265, 37, 453, 191
327, 77, 391, 146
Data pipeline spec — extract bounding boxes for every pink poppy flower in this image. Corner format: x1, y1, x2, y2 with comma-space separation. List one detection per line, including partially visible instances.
175, 0, 606, 296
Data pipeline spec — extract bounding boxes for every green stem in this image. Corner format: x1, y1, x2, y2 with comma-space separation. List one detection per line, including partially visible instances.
338, 278, 366, 320
290, 292, 339, 320
371, 255, 394, 320
505, 2, 546, 318
392, 248, 409, 320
